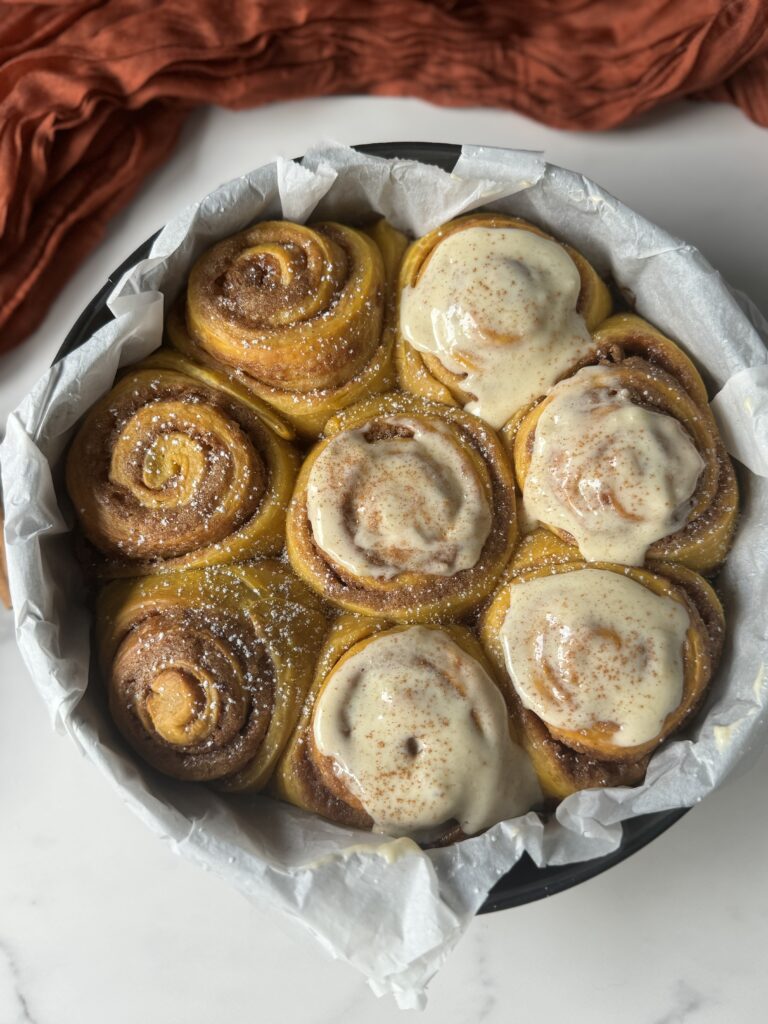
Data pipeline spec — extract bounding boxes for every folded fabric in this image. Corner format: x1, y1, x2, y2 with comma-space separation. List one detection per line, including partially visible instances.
1, 0, 766, 355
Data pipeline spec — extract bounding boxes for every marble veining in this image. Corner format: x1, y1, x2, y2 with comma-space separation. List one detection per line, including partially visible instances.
651, 981, 709, 1024
0, 940, 36, 1024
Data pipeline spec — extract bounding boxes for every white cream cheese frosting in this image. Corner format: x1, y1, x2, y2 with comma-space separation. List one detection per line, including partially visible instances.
499, 568, 691, 748
306, 417, 491, 578
522, 365, 705, 565
312, 626, 541, 836
399, 226, 595, 428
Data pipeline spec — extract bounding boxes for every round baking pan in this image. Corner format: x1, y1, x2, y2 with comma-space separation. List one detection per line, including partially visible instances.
54, 140, 688, 914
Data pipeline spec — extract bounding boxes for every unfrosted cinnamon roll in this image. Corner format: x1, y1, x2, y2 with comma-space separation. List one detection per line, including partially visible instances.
97, 561, 326, 790
187, 219, 384, 390
66, 351, 298, 577
167, 219, 406, 438
480, 542, 723, 799
274, 616, 541, 838
285, 393, 517, 621
396, 212, 612, 428
509, 360, 738, 573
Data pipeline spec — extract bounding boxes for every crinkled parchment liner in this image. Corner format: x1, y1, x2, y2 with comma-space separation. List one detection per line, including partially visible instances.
2, 143, 767, 1008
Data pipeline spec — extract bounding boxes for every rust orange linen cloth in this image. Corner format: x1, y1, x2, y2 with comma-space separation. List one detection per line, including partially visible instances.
1, 0, 767, 355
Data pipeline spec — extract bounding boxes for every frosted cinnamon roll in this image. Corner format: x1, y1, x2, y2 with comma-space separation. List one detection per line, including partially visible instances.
97, 561, 326, 790
275, 617, 541, 838
396, 212, 612, 428
167, 219, 406, 438
511, 361, 738, 573
481, 550, 723, 798
285, 393, 517, 621
66, 351, 298, 577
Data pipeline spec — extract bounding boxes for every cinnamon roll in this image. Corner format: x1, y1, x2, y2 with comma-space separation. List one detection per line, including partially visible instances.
285, 393, 517, 621
97, 561, 326, 790
64, 198, 742, 840
589, 313, 711, 407
167, 219, 406, 438
396, 212, 612, 428
510, 360, 738, 573
66, 351, 298, 577
480, 548, 723, 798
274, 616, 541, 838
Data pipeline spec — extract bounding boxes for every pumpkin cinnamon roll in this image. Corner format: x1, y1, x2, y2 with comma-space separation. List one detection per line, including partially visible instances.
66, 351, 298, 577
97, 561, 326, 789
396, 212, 612, 428
480, 551, 723, 800
274, 616, 541, 838
588, 313, 710, 407
285, 393, 517, 622
509, 361, 738, 573
167, 219, 405, 438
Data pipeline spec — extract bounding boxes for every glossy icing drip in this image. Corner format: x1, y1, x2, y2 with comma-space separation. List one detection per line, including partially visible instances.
400, 227, 594, 428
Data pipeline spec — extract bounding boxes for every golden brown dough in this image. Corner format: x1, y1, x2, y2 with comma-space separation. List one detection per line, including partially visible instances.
66, 351, 298, 577
97, 560, 326, 789
166, 219, 407, 438
588, 313, 711, 407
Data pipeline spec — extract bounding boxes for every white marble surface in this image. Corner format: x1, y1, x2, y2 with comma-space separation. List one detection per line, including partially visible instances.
2, 95, 767, 1023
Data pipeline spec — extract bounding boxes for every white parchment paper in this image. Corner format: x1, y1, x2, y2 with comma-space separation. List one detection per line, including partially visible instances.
2, 143, 768, 1008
